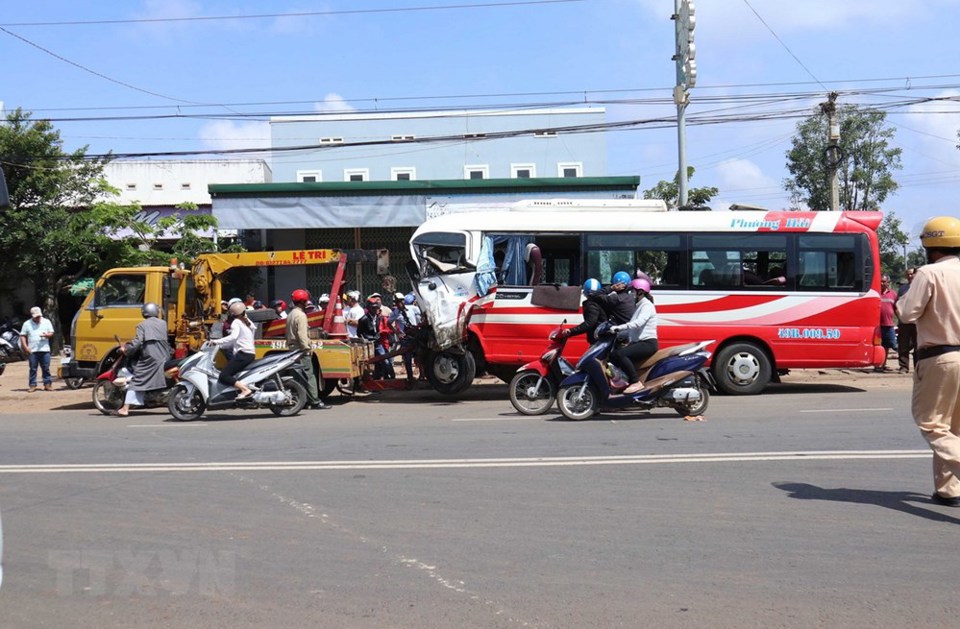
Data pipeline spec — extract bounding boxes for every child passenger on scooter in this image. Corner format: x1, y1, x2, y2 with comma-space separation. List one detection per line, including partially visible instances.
609, 277, 658, 395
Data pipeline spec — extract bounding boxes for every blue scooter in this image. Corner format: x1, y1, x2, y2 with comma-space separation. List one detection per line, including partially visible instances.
556, 323, 716, 420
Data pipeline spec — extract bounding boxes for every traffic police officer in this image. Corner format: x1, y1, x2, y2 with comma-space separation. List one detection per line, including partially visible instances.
897, 216, 960, 506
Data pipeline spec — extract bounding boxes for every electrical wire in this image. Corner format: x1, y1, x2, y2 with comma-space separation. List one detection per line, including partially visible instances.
0, 1, 584, 27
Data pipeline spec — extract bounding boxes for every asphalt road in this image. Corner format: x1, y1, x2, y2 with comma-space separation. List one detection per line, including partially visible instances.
1, 376, 955, 628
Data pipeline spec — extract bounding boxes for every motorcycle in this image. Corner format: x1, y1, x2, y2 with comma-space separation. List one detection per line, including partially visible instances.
167, 343, 310, 421
92, 346, 183, 415
0, 319, 25, 362
509, 322, 576, 415
556, 323, 716, 421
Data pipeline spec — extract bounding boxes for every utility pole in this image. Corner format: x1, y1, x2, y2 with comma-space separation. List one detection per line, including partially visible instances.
672, 0, 696, 207
820, 92, 840, 211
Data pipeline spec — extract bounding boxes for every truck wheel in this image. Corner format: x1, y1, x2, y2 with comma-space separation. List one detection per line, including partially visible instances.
425, 350, 476, 395
63, 377, 86, 390
712, 342, 771, 395
271, 378, 307, 416
168, 383, 206, 421
321, 378, 338, 398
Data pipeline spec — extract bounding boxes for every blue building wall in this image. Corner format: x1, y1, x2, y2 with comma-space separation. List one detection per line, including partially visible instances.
269, 108, 607, 183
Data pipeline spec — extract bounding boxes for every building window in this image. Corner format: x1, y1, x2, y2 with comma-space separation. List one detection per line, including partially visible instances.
464, 165, 489, 180
180, 182, 192, 190
391, 134, 415, 142
557, 162, 582, 178
125, 183, 137, 191
344, 168, 369, 182
511, 163, 536, 179
319, 137, 344, 145
152, 183, 164, 191
534, 130, 558, 138
297, 170, 323, 183
391, 167, 416, 181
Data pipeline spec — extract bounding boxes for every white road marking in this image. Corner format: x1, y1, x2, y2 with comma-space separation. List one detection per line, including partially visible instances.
0, 450, 929, 474
799, 408, 894, 413
451, 417, 531, 421
126, 423, 208, 427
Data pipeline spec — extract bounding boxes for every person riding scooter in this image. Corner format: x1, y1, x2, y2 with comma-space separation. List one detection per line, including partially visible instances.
208, 301, 256, 399
116, 302, 171, 417
557, 278, 608, 345
609, 277, 658, 395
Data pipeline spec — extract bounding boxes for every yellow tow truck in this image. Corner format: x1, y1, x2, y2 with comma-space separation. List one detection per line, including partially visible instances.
59, 248, 389, 397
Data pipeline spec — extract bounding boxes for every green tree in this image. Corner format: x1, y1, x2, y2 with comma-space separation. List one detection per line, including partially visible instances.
0, 109, 241, 344
642, 167, 718, 209
785, 104, 902, 211
0, 109, 127, 339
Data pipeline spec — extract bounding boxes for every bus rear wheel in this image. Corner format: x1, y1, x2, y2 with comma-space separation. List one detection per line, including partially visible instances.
713, 342, 771, 395
425, 350, 476, 395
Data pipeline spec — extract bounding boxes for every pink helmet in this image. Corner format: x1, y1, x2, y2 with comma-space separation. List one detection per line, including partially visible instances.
630, 278, 652, 293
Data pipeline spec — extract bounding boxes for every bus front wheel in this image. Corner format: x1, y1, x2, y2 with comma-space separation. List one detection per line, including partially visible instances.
713, 342, 771, 395
425, 350, 476, 395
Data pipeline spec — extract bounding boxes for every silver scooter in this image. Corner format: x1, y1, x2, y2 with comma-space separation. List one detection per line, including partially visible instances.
167, 343, 310, 421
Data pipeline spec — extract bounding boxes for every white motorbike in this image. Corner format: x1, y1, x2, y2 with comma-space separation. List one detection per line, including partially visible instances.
167, 344, 310, 421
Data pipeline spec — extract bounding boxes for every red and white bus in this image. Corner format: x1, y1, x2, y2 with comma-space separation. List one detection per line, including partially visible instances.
409, 199, 886, 395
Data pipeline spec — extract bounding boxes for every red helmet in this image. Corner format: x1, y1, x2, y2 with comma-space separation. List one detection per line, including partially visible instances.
291, 289, 310, 303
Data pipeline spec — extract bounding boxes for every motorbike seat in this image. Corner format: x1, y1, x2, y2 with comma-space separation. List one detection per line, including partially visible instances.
236, 350, 303, 377
636, 342, 701, 370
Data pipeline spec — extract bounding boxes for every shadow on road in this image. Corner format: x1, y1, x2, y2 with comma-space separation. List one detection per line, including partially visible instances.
773, 482, 960, 524
763, 383, 866, 395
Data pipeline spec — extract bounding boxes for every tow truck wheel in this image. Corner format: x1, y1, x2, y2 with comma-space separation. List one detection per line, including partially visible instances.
425, 350, 476, 395
321, 377, 338, 398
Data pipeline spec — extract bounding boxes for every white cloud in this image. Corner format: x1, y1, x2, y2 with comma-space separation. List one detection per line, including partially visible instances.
314, 93, 355, 113
198, 120, 271, 152
715, 157, 778, 191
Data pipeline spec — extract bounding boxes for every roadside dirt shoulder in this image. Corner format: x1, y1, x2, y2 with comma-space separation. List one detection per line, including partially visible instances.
0, 358, 913, 415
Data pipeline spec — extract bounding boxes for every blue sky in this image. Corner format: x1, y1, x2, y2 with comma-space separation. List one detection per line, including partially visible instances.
3, 0, 960, 238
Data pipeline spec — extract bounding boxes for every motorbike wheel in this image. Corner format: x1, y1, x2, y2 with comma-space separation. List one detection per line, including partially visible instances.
673, 380, 710, 417
92, 380, 124, 415
271, 378, 308, 416
425, 349, 476, 395
63, 377, 86, 390
557, 383, 599, 421
336, 377, 356, 396
509, 370, 556, 415
167, 383, 206, 421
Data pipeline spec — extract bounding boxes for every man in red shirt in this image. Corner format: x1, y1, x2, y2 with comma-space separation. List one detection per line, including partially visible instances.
876, 274, 898, 371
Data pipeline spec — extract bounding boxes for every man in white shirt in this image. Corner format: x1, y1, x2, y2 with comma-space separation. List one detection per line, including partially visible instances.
20, 306, 55, 392
344, 291, 365, 339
